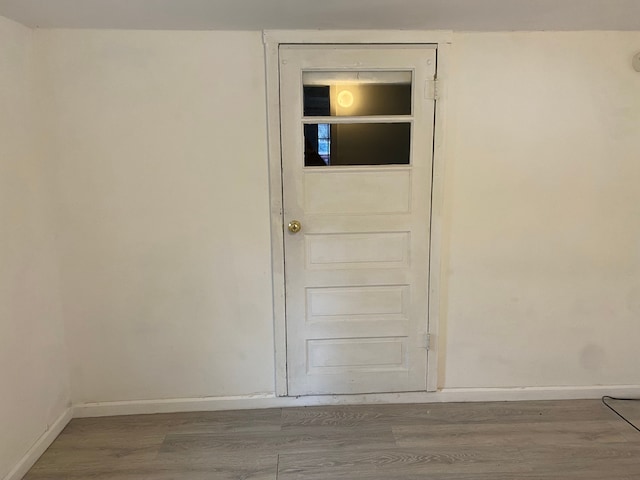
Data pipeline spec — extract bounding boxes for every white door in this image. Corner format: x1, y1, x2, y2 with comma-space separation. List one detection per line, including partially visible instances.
280, 45, 437, 396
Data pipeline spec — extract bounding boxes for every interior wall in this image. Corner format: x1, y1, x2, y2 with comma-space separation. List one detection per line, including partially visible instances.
442, 31, 640, 388
40, 29, 275, 403
0, 15, 70, 480
35, 28, 640, 405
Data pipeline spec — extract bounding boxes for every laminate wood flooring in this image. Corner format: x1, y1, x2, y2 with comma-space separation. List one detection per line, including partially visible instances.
23, 399, 640, 479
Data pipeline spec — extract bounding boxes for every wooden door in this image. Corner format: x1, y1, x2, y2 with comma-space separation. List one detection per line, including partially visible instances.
280, 45, 437, 396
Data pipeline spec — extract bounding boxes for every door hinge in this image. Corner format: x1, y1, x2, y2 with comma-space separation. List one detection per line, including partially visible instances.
424, 78, 440, 101
422, 333, 433, 350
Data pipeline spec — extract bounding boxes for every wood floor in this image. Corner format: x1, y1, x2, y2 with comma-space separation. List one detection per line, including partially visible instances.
24, 399, 640, 479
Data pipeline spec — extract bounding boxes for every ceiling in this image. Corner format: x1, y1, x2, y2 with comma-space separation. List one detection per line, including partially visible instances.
1, 0, 639, 31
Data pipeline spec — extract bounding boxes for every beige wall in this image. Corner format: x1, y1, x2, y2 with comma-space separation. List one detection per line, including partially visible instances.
442, 32, 640, 388
0, 16, 70, 480
42, 29, 640, 403
40, 30, 275, 403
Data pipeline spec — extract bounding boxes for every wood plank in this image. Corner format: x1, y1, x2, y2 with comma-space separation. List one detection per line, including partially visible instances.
25, 453, 278, 480
160, 425, 397, 455
281, 400, 615, 428
63, 408, 283, 435
392, 420, 629, 448
519, 444, 640, 478
277, 446, 531, 479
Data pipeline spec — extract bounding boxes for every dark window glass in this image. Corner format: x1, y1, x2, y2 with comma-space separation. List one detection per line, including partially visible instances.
303, 71, 412, 117
304, 123, 411, 167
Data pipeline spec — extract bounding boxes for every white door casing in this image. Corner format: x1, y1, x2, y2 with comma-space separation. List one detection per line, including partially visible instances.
280, 45, 437, 396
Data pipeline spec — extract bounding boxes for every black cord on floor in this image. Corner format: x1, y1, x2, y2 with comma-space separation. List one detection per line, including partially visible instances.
602, 395, 640, 433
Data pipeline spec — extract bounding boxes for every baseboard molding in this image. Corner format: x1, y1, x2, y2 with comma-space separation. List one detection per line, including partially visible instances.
72, 393, 281, 418
3, 407, 72, 480
436, 384, 640, 402
73, 384, 640, 418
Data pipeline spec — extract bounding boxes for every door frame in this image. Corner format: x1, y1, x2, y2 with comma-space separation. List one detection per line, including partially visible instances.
263, 30, 452, 397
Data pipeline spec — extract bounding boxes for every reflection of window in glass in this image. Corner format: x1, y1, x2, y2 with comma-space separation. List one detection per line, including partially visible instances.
304, 124, 328, 166
317, 124, 330, 163
304, 123, 410, 166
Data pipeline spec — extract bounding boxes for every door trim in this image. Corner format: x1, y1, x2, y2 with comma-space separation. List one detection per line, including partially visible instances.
263, 30, 452, 397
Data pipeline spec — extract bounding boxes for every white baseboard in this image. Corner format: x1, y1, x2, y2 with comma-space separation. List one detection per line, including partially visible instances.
3, 407, 72, 480
436, 385, 640, 402
73, 384, 640, 418
72, 393, 281, 418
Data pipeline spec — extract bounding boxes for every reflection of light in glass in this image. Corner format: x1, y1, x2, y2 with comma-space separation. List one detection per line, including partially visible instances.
337, 90, 354, 108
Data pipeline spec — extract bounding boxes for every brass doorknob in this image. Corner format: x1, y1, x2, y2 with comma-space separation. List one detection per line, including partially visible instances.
288, 220, 302, 234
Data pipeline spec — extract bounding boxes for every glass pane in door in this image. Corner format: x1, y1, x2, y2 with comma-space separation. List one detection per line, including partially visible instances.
304, 123, 411, 167
303, 71, 412, 117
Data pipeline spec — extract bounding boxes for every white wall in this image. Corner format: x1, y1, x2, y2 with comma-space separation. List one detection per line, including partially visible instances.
35, 29, 640, 406
0, 16, 70, 480
40, 30, 275, 403
442, 31, 640, 388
